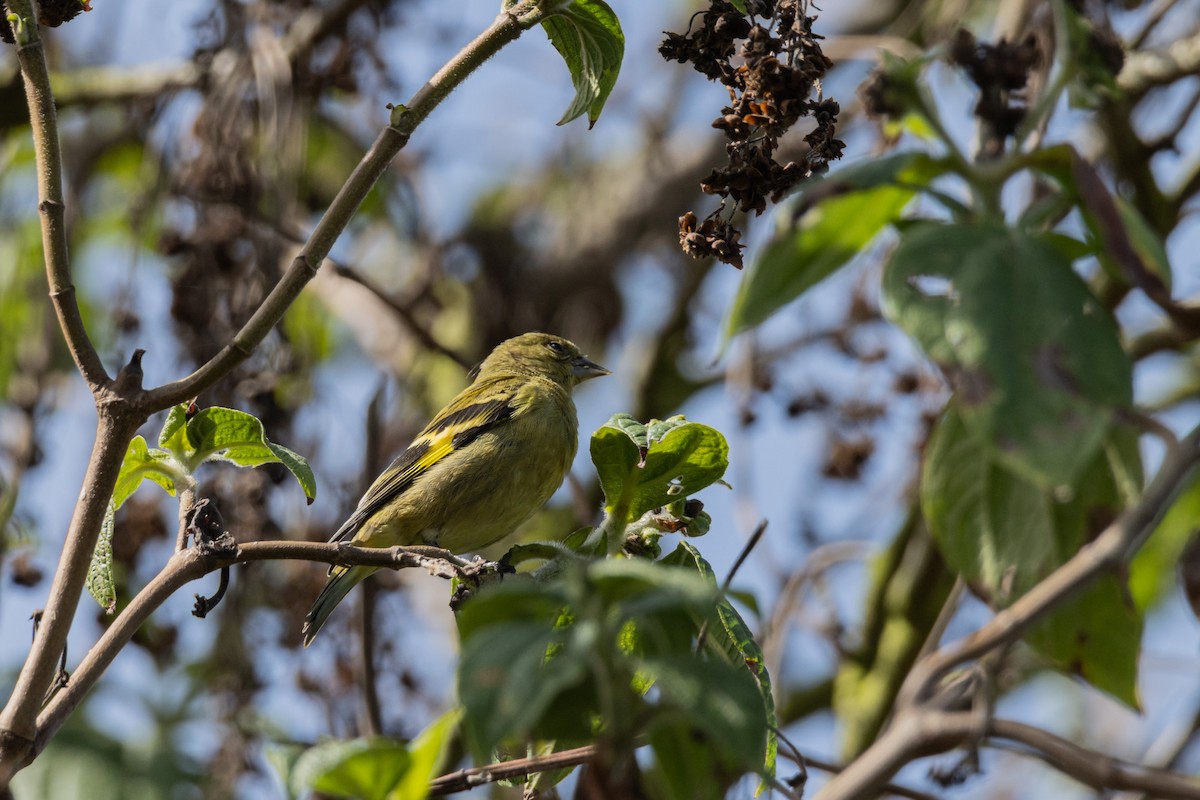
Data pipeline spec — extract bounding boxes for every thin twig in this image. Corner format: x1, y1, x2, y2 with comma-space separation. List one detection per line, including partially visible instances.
358, 378, 388, 738
723, 518, 767, 591
6, 0, 108, 390
429, 744, 598, 795
332, 265, 472, 370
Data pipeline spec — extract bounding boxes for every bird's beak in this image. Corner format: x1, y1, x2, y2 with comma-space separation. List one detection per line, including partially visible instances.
572, 355, 611, 381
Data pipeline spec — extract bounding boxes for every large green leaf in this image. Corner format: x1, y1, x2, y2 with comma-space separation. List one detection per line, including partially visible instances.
458, 621, 585, 759
661, 542, 776, 781
286, 710, 461, 800
290, 738, 412, 800
645, 723, 728, 800
541, 0, 624, 127
180, 405, 316, 503
885, 221, 1132, 488
922, 406, 1143, 706
724, 153, 946, 338
641, 654, 769, 771
590, 416, 728, 528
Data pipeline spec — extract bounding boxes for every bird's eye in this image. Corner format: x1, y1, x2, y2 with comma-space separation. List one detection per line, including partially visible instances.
545, 341, 567, 355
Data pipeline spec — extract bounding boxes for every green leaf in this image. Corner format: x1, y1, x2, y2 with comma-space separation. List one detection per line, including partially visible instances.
290, 738, 412, 800
641, 654, 769, 771
885, 221, 1132, 488
601, 412, 648, 451
113, 436, 179, 510
645, 723, 727, 800
86, 505, 117, 614
388, 708, 461, 800
1131, 473, 1200, 611
725, 183, 916, 337
264, 743, 306, 800
87, 436, 182, 612
922, 406, 1143, 706
541, 0, 624, 127
661, 542, 776, 778
1025, 577, 1142, 708
455, 577, 568, 640
458, 621, 583, 759
158, 404, 189, 452
184, 407, 316, 503
266, 442, 317, 504
590, 420, 728, 527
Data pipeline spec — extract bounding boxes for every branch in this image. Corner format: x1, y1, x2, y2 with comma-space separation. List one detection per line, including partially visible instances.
816, 423, 1200, 798
331, 265, 472, 370
139, 0, 546, 412
32, 540, 478, 754
429, 743, 599, 795
988, 717, 1200, 799
6, 0, 107, 389
1120, 27, 1200, 97
0, 9, 155, 758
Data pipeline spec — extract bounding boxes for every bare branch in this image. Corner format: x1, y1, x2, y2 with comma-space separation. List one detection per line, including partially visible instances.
989, 717, 1200, 799
139, 0, 546, 412
32, 540, 481, 754
5, 0, 108, 389
1120, 27, 1200, 96
429, 744, 599, 795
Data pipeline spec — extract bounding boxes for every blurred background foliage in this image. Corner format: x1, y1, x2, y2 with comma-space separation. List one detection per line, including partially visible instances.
2, 0, 1200, 797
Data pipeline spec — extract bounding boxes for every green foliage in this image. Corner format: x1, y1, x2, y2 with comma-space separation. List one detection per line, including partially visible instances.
884, 221, 1132, 489
85, 403, 315, 611
540, 0, 624, 127
724, 152, 946, 338
1131, 474, 1200, 611
448, 413, 771, 794
456, 559, 771, 793
661, 541, 776, 780
10, 715, 202, 800
590, 414, 728, 551
922, 407, 1143, 706
289, 709, 459, 800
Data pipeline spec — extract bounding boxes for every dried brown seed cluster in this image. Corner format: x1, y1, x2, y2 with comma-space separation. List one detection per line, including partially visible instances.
948, 29, 1040, 155
662, 0, 843, 268
1, 0, 91, 43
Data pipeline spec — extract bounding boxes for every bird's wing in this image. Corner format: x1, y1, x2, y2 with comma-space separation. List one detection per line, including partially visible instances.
330, 377, 518, 542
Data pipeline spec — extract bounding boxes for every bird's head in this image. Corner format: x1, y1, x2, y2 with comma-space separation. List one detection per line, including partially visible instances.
474, 332, 610, 389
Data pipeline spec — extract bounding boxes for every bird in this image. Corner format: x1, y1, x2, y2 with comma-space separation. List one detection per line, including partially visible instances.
302, 332, 610, 646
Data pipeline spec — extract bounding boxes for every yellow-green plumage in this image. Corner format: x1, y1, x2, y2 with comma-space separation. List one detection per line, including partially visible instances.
303, 332, 609, 646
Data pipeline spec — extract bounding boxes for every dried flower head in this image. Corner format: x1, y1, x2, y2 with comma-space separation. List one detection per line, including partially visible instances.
662, 0, 843, 268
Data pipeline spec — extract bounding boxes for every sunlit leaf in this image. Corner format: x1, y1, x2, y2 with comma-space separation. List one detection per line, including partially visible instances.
541, 0, 624, 127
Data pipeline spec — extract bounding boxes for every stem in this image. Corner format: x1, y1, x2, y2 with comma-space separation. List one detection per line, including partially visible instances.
5, 0, 109, 390
0, 410, 140, 778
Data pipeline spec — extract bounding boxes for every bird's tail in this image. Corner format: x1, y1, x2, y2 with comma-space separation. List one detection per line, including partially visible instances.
302, 564, 376, 647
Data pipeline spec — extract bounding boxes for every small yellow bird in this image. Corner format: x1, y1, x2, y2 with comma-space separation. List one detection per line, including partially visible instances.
303, 332, 610, 645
